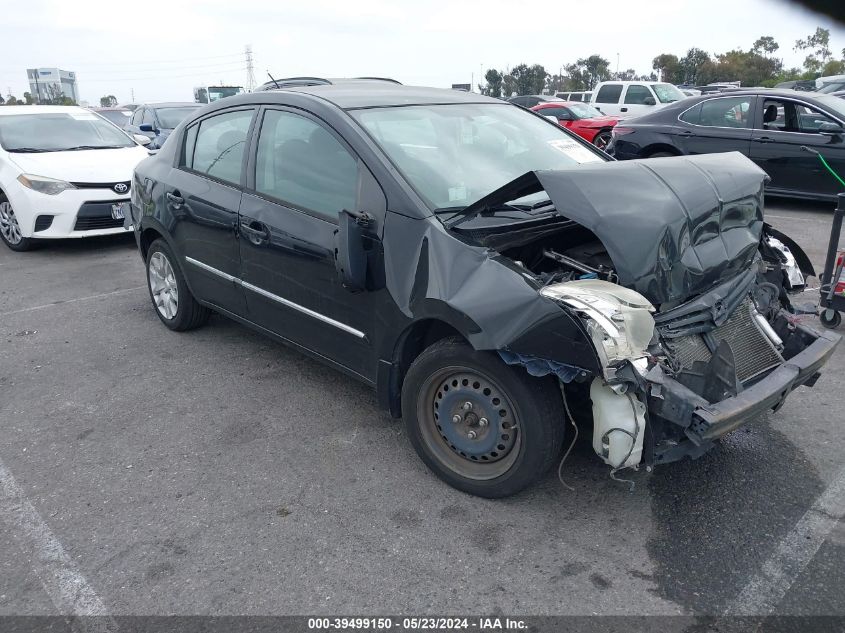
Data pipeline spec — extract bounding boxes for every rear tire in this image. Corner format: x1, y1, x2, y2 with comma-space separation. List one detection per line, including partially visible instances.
648, 151, 676, 158
402, 337, 565, 498
145, 238, 210, 331
0, 194, 35, 252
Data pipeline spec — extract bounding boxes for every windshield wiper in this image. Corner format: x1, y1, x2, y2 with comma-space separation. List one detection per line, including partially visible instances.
7, 147, 53, 153
443, 200, 556, 229
64, 145, 127, 151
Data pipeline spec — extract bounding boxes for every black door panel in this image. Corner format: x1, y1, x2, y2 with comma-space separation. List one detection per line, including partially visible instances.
167, 169, 245, 314
239, 193, 376, 378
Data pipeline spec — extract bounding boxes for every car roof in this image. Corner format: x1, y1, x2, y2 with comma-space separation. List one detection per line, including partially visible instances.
138, 102, 198, 108
92, 107, 130, 111
212, 84, 502, 110
0, 105, 90, 116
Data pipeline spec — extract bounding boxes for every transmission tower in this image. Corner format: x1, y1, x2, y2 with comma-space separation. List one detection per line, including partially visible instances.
245, 45, 256, 92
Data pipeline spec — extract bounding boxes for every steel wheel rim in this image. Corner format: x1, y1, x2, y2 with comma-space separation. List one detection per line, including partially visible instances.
148, 251, 179, 320
0, 201, 23, 245
417, 366, 522, 481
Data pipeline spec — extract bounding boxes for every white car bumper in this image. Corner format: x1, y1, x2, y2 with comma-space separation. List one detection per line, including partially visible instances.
6, 184, 132, 239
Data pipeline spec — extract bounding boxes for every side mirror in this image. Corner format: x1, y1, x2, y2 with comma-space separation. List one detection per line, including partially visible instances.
335, 209, 372, 292
644, 97, 657, 106
818, 121, 843, 136
138, 124, 155, 133
133, 133, 152, 146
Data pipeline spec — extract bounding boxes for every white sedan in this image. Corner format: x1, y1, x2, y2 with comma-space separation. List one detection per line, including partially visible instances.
0, 106, 151, 251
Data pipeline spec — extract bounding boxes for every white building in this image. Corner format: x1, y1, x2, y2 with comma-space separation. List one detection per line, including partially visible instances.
26, 68, 79, 104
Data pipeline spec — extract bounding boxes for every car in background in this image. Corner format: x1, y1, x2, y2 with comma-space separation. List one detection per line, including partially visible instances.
607, 89, 845, 200
590, 81, 685, 117
507, 95, 564, 108
531, 101, 620, 150
92, 106, 133, 129
775, 80, 817, 91
125, 102, 200, 149
554, 91, 592, 102
0, 106, 149, 251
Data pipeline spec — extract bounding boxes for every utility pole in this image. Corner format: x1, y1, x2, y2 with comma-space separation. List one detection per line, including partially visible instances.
616, 53, 620, 79
245, 45, 256, 92
131, 87, 135, 103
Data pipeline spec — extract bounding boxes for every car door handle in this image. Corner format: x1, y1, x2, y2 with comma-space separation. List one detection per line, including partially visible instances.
754, 136, 774, 143
679, 130, 696, 137
166, 191, 184, 207
620, 107, 628, 113
239, 220, 269, 244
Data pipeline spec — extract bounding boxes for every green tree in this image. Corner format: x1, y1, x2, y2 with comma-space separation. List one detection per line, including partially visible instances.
580, 55, 611, 88
484, 69, 503, 99
100, 95, 118, 107
752, 36, 779, 57
5, 95, 21, 105
795, 27, 832, 75
23, 92, 34, 105
508, 63, 548, 95
0, 94, 4, 105
652, 53, 681, 83
680, 48, 712, 84
562, 63, 588, 91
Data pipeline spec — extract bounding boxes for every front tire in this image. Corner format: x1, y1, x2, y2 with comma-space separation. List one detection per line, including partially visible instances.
593, 130, 612, 151
0, 195, 34, 252
648, 151, 676, 158
402, 337, 565, 498
145, 238, 210, 331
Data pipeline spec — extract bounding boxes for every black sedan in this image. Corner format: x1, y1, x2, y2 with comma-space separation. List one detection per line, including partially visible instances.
128, 80, 837, 497
607, 89, 845, 200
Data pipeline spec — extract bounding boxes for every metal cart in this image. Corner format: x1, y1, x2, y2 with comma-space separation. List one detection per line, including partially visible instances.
819, 193, 844, 329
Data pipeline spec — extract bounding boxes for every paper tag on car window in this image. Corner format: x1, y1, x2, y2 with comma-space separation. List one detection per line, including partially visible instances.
69, 112, 98, 120
448, 185, 467, 202
547, 139, 602, 163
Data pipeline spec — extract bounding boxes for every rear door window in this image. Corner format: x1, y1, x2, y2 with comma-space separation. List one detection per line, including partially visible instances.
697, 97, 752, 128
595, 84, 623, 104
623, 85, 652, 105
189, 109, 254, 185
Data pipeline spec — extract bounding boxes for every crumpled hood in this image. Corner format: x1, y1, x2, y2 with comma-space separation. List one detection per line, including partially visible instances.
7, 145, 149, 182
459, 152, 768, 306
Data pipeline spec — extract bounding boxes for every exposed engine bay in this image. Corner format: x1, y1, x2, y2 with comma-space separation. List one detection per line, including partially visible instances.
447, 153, 841, 474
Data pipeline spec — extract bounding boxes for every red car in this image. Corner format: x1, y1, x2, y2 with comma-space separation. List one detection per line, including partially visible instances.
531, 101, 620, 150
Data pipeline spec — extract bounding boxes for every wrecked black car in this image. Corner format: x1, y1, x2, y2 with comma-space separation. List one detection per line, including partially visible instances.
129, 79, 840, 498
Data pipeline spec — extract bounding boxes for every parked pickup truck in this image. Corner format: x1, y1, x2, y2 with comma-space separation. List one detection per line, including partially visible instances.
591, 81, 686, 117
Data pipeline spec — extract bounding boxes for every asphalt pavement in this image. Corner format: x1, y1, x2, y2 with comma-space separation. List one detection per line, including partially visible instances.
0, 197, 843, 621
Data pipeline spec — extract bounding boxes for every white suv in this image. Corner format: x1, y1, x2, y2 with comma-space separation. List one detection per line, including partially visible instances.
0, 106, 150, 251
590, 81, 686, 118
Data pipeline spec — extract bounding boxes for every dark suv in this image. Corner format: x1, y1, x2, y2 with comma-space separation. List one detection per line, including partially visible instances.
129, 79, 839, 497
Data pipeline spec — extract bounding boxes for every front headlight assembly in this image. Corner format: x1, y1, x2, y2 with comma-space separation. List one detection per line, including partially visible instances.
17, 174, 76, 195
540, 280, 656, 371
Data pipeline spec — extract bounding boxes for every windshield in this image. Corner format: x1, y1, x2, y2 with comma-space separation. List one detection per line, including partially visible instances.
651, 83, 685, 103
208, 87, 244, 101
819, 81, 845, 94
155, 107, 199, 129
97, 110, 132, 127
812, 94, 845, 119
351, 103, 603, 211
0, 111, 135, 152
568, 102, 604, 118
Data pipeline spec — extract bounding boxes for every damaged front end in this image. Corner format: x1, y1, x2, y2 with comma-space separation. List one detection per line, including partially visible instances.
451, 152, 841, 472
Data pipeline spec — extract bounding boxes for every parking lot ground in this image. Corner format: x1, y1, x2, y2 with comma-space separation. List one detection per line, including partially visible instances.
0, 198, 843, 619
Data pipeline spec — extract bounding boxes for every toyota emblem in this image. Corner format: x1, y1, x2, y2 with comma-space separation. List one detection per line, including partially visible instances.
113, 182, 129, 194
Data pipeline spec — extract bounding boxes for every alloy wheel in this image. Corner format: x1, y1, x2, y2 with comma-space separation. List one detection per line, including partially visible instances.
148, 251, 179, 320
0, 201, 23, 245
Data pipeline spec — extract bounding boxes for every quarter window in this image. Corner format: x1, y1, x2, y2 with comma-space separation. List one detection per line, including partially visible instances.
190, 109, 254, 185
595, 84, 623, 104
255, 110, 358, 220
